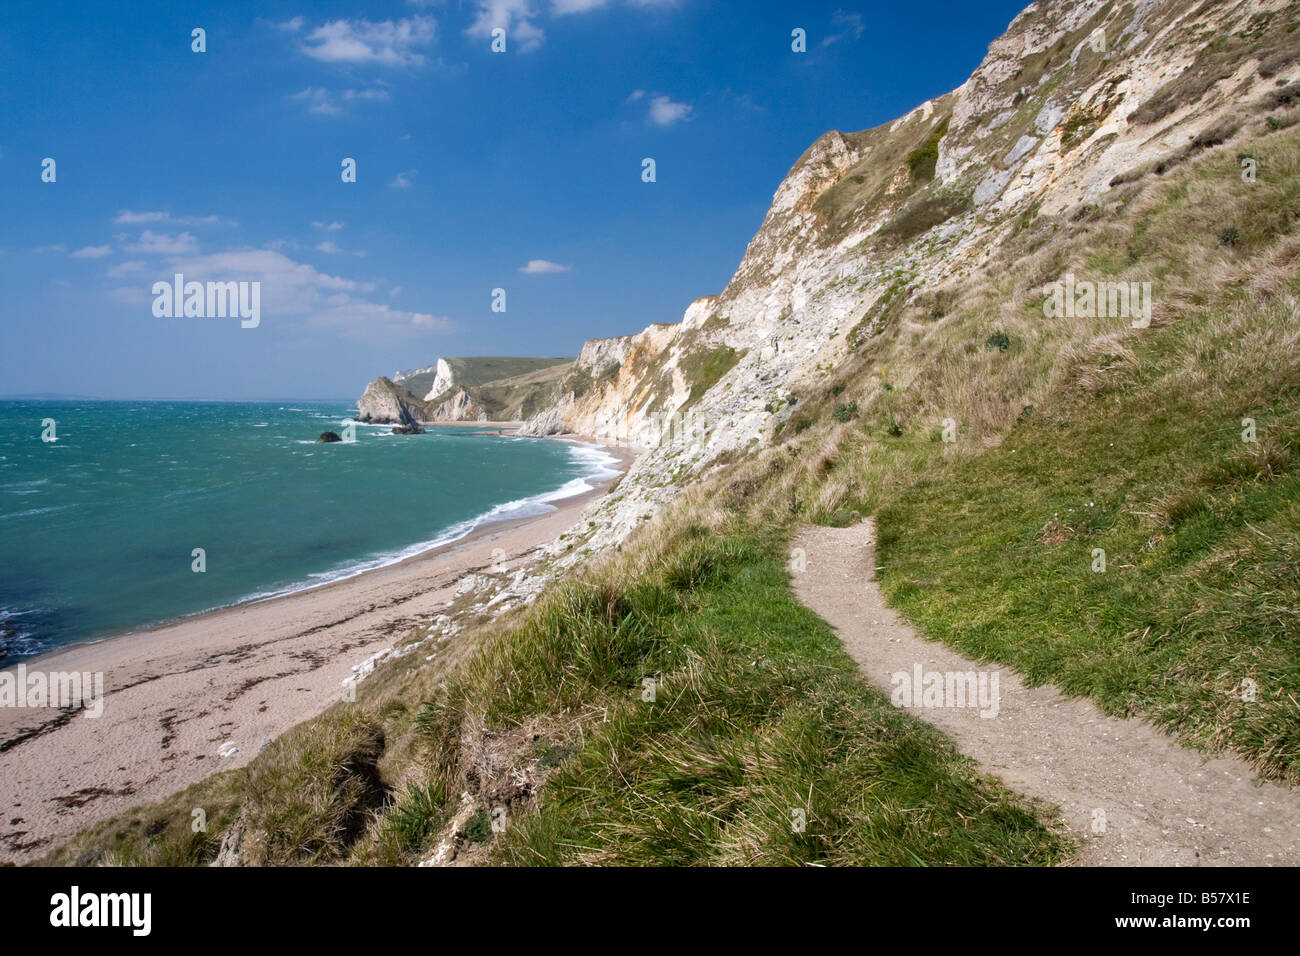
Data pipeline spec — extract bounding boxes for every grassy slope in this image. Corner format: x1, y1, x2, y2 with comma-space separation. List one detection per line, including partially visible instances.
444, 357, 575, 389
485, 529, 1061, 866
473, 362, 576, 421
878, 257, 1300, 782
399, 357, 574, 407
771, 119, 1300, 784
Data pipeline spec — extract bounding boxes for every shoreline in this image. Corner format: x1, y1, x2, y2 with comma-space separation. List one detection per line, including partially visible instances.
13, 432, 631, 671
0, 436, 638, 863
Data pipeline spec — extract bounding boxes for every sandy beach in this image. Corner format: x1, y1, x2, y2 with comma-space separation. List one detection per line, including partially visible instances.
0, 438, 638, 863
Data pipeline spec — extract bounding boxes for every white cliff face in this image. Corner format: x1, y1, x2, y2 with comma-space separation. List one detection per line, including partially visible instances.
576, 335, 634, 374
937, 0, 1292, 216
515, 0, 1297, 572
428, 388, 486, 422
424, 359, 455, 402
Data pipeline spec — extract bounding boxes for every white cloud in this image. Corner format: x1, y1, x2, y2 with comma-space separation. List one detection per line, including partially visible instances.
153, 248, 441, 335
553, 0, 606, 14
168, 248, 364, 293
312, 221, 345, 231
648, 94, 692, 126
410, 313, 455, 330
557, 0, 678, 11
292, 86, 341, 115
34, 244, 67, 254
466, 1, 545, 53
344, 87, 390, 102
513, 18, 545, 50
114, 210, 233, 227
821, 10, 866, 48
626, 89, 645, 102
300, 17, 436, 66
107, 260, 147, 277
70, 245, 113, 259
312, 300, 456, 333
313, 240, 363, 256
390, 169, 419, 188
114, 210, 169, 223
127, 231, 200, 255
277, 16, 305, 32
291, 87, 388, 115
519, 259, 572, 274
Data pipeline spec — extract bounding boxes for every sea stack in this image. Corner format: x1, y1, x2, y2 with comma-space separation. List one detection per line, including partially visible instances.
356, 376, 424, 426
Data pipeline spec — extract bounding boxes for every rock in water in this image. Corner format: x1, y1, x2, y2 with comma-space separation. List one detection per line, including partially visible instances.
391, 424, 426, 435
317, 431, 343, 443
356, 376, 424, 425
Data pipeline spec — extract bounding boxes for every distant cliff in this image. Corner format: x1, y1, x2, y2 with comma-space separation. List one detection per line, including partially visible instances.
357, 357, 575, 424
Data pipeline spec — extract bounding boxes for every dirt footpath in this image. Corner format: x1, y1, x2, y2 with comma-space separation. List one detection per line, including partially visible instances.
792, 520, 1300, 866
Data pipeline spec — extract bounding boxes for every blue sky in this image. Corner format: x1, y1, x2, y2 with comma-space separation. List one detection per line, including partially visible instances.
0, 0, 1026, 400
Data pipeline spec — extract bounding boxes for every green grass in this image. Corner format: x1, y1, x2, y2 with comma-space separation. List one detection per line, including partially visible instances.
679, 346, 743, 409
432, 357, 574, 393
905, 117, 950, 182
485, 529, 1067, 865
876, 287, 1300, 783
361, 780, 448, 864
879, 193, 971, 244
810, 105, 958, 248
833, 402, 859, 422
1061, 108, 1101, 151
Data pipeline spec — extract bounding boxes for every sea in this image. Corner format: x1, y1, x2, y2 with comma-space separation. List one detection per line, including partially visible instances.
0, 401, 619, 666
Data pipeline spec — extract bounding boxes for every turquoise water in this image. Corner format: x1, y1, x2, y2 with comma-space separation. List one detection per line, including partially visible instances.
0, 401, 616, 665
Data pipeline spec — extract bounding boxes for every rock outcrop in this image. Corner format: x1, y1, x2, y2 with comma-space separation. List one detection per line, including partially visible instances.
427, 388, 486, 422
356, 377, 425, 426
518, 334, 636, 436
